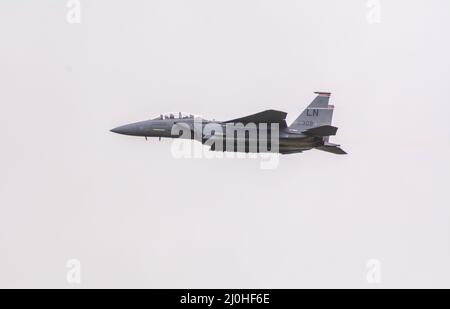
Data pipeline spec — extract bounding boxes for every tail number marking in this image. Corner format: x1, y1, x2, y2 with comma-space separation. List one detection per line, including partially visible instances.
306, 109, 319, 117
300, 121, 314, 126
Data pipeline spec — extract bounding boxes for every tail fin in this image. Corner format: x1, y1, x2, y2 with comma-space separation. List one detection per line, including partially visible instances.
289, 92, 334, 132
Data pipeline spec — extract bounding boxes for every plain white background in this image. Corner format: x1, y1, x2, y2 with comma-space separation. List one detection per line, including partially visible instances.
0, 0, 449, 288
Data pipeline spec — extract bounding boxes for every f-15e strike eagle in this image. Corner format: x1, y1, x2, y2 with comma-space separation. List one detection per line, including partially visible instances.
111, 92, 346, 155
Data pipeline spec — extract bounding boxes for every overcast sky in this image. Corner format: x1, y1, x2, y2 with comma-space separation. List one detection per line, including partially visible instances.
1, 0, 449, 288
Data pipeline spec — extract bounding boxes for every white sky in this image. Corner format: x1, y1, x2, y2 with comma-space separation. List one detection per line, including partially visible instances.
0, 0, 449, 288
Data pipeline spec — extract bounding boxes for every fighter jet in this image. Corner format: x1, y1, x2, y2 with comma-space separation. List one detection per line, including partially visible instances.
111, 92, 346, 155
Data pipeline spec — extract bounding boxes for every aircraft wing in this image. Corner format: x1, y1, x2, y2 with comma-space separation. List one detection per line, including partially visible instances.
223, 109, 287, 125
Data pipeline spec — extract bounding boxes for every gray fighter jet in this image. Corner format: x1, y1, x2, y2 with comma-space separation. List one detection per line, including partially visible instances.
111, 92, 346, 155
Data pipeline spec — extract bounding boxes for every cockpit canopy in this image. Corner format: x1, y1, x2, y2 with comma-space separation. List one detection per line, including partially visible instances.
152, 112, 201, 120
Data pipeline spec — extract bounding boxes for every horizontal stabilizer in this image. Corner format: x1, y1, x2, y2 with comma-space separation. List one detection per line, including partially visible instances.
302, 125, 338, 137
316, 145, 347, 155
280, 149, 304, 155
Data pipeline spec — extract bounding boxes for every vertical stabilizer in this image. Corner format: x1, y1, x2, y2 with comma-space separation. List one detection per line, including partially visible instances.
289, 92, 334, 132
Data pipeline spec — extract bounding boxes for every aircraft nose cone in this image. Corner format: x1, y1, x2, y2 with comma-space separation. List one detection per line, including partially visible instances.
110, 124, 139, 136
111, 120, 155, 136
